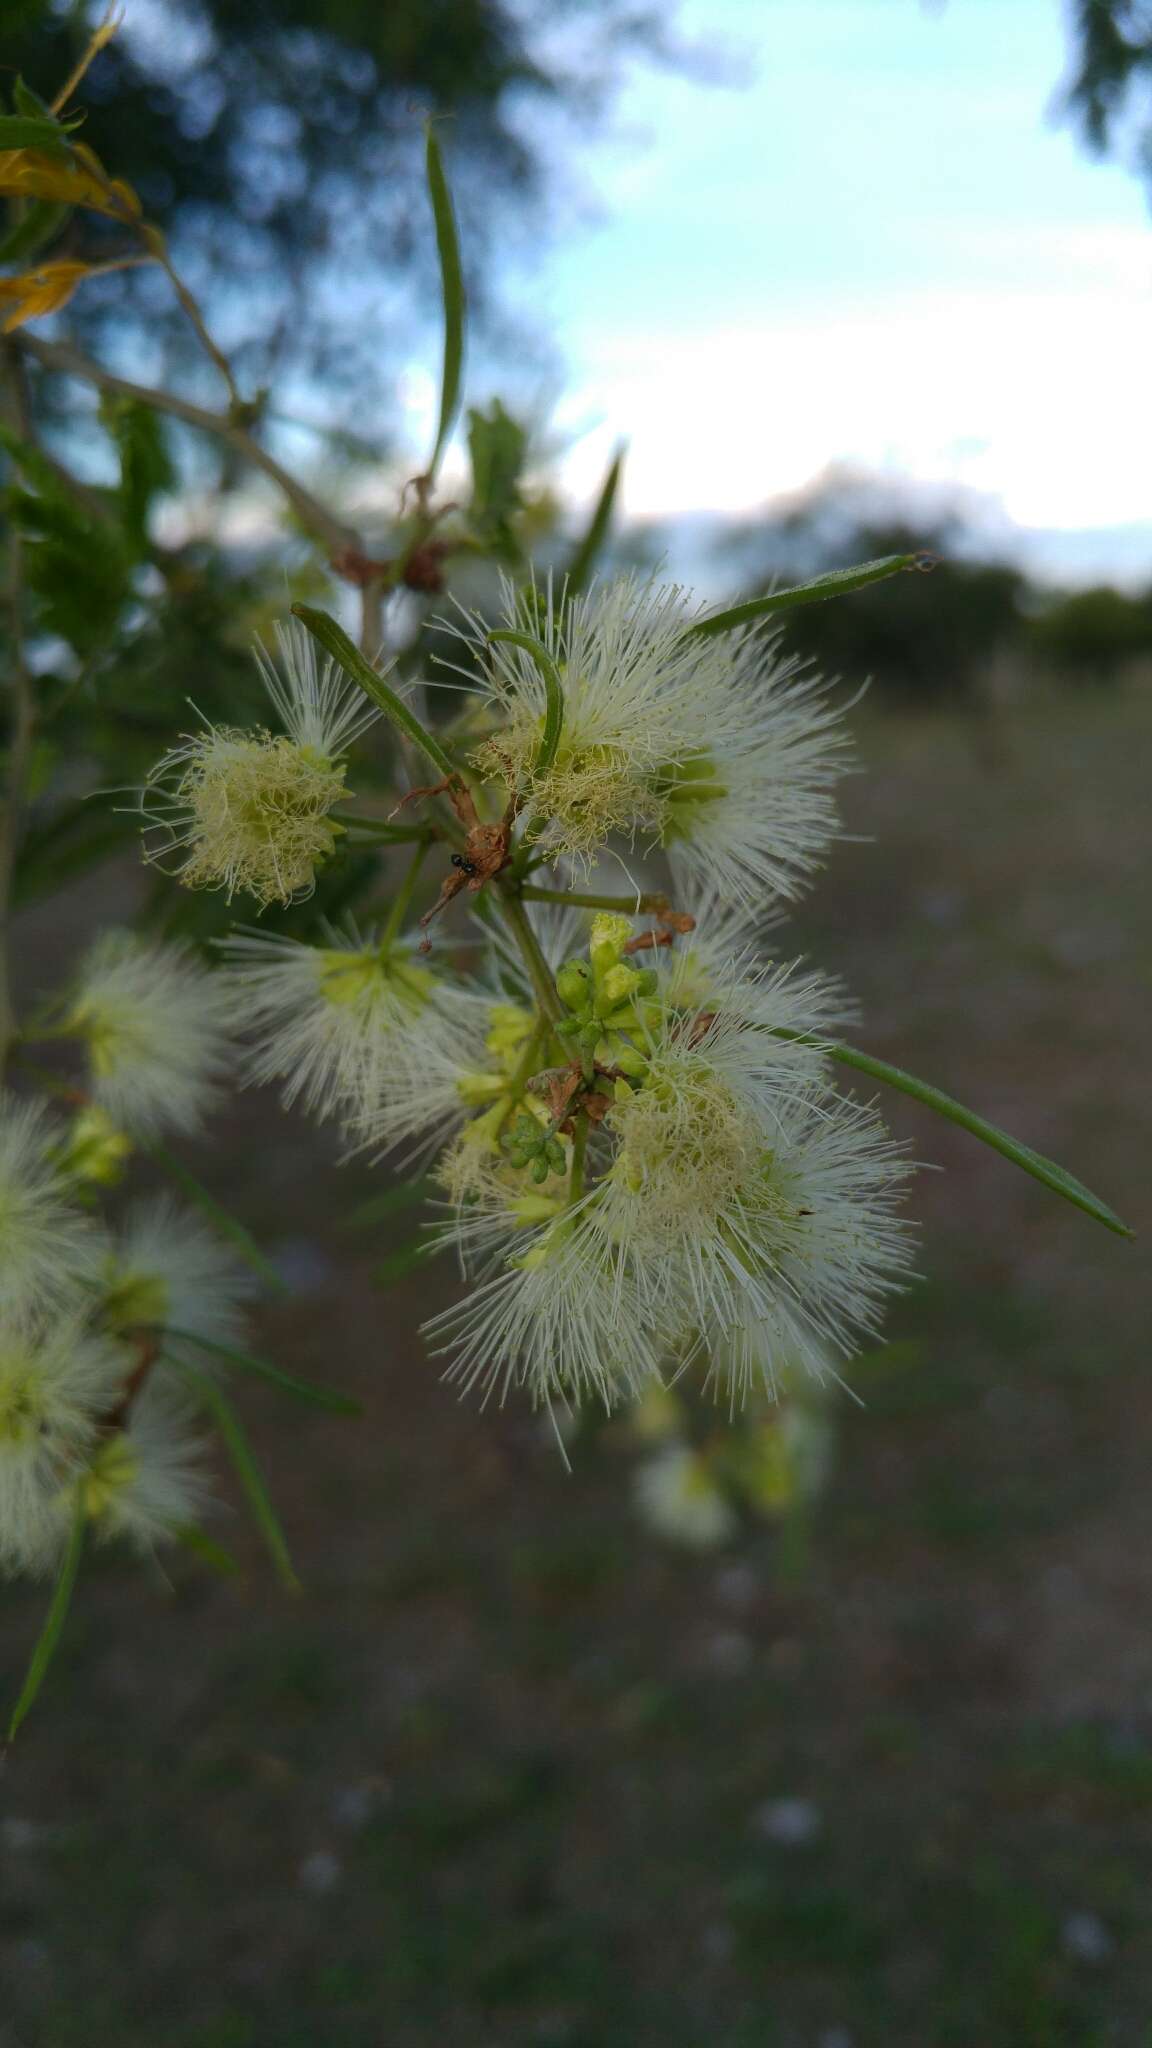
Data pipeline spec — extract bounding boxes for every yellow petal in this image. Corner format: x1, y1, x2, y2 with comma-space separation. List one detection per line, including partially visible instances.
0, 144, 140, 219
0, 259, 92, 333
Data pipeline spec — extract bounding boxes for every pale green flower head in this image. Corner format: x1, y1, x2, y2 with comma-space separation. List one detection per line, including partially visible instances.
139, 619, 381, 908
0, 1094, 101, 1326
65, 931, 235, 1140
221, 925, 491, 1140
0, 1310, 123, 1579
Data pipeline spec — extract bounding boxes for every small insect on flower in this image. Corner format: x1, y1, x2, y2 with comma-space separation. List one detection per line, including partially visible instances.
0, 1309, 125, 1578
138, 619, 382, 908
0, 1093, 101, 1325
64, 931, 236, 1140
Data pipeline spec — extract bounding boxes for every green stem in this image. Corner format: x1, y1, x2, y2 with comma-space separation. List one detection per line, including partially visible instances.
769, 1029, 1132, 1239
331, 813, 435, 845
379, 838, 430, 949
0, 344, 34, 1075
292, 604, 456, 779
7, 1483, 85, 1744
487, 628, 565, 775
496, 887, 565, 1032
520, 884, 671, 915
568, 1114, 588, 1203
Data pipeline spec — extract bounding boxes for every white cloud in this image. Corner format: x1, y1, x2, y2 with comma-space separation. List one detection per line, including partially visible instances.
557, 249, 1152, 531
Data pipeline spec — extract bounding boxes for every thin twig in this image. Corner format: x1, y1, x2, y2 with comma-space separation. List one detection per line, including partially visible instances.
0, 345, 37, 1072
16, 333, 360, 561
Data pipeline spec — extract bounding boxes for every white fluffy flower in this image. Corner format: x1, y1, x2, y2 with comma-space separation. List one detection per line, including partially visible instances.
357, 990, 541, 1166
138, 619, 380, 907
220, 924, 491, 1135
0, 1094, 100, 1324
0, 1309, 123, 1577
590, 1012, 913, 1398
634, 1444, 737, 1549
453, 575, 724, 863
65, 931, 235, 1139
451, 578, 847, 899
423, 1206, 671, 1411
75, 1380, 207, 1554
97, 1197, 253, 1352
660, 631, 850, 908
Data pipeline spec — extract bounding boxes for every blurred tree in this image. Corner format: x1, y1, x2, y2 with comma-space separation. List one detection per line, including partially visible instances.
3, 0, 688, 407
723, 494, 1028, 705
1028, 581, 1152, 683
1061, 1, 1152, 183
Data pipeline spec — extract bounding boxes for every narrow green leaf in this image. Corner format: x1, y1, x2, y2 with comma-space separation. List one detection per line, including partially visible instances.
291, 603, 455, 779
488, 628, 564, 775
176, 1524, 242, 1578
7, 1487, 85, 1743
775, 1031, 1132, 1238
0, 115, 72, 150
13, 77, 52, 120
176, 1364, 301, 1591
165, 1325, 361, 1414
138, 1139, 289, 1296
373, 1234, 436, 1288
687, 553, 932, 639
0, 196, 70, 265
342, 1176, 434, 1231
424, 123, 465, 482
566, 445, 625, 596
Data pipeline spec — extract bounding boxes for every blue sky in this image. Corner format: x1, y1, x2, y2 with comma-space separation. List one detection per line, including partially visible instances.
471, 0, 1152, 578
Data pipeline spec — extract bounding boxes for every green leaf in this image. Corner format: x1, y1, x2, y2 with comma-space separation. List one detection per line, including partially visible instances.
487, 628, 564, 775
165, 1324, 361, 1414
424, 122, 466, 482
176, 1524, 242, 1578
6, 1486, 85, 1743
291, 603, 455, 778
100, 396, 175, 551
0, 196, 70, 265
14, 796, 130, 908
688, 553, 931, 639
0, 115, 72, 151
466, 399, 527, 552
175, 1363, 300, 1591
566, 445, 625, 596
777, 1031, 1132, 1238
341, 1176, 434, 1231
137, 1139, 289, 1296
12, 77, 52, 120
373, 1234, 436, 1288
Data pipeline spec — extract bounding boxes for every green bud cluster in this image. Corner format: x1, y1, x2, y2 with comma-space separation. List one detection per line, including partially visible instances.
554, 914, 657, 1077
501, 1113, 568, 1184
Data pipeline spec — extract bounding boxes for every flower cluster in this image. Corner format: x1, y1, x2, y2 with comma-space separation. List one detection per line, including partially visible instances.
0, 1086, 250, 1577
455, 575, 849, 902
422, 912, 912, 1413
4, 574, 915, 1603
0, 934, 253, 1584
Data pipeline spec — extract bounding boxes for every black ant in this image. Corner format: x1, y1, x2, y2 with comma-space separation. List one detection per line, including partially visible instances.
451, 852, 478, 878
